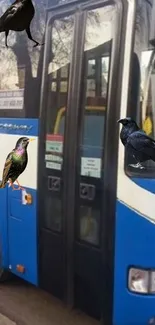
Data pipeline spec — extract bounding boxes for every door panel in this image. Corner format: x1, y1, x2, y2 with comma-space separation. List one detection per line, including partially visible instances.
39, 1, 121, 322
74, 5, 114, 319
39, 14, 75, 299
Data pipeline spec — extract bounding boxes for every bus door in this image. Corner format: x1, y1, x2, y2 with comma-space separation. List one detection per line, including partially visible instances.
74, 50, 110, 318
39, 0, 122, 321
39, 5, 80, 301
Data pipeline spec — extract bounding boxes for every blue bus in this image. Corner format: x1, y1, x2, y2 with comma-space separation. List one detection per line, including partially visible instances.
0, 0, 155, 324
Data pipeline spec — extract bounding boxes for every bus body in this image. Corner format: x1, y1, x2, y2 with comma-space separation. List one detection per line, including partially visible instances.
0, 0, 155, 324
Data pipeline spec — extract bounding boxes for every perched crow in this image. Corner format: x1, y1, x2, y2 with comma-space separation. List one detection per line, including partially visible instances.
0, 0, 43, 48
0, 137, 34, 190
118, 117, 155, 169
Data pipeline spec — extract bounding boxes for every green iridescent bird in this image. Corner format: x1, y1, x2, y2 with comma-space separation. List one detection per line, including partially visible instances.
0, 137, 34, 190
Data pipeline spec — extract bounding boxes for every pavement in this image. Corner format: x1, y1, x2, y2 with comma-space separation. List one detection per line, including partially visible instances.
0, 277, 100, 325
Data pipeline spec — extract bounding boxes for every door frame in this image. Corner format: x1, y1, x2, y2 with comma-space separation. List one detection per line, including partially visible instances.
38, 0, 87, 304
38, 0, 126, 323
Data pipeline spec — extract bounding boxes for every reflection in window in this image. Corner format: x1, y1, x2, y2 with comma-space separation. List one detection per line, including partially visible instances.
80, 6, 113, 179
127, 13, 155, 174
102, 57, 110, 97
45, 195, 62, 232
141, 51, 155, 138
125, 1, 155, 174
51, 82, 57, 92
0, 51, 23, 91
88, 59, 96, 77
44, 16, 74, 232
0, 51, 25, 112
0, 1, 45, 117
86, 79, 96, 97
79, 207, 100, 246
77, 5, 114, 246
60, 65, 68, 78
60, 81, 68, 93
17, 66, 26, 89
139, 51, 155, 171
52, 71, 57, 79
46, 16, 74, 171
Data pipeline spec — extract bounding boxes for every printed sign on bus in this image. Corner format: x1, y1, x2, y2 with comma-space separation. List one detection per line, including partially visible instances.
45, 134, 63, 170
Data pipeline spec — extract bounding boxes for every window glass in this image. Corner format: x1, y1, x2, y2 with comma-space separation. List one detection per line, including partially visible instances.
77, 5, 115, 246
44, 16, 74, 232
0, 0, 45, 117
80, 6, 113, 179
46, 17, 73, 171
126, 1, 155, 175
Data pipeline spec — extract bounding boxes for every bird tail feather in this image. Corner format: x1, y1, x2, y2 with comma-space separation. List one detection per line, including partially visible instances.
0, 21, 4, 32
0, 180, 6, 189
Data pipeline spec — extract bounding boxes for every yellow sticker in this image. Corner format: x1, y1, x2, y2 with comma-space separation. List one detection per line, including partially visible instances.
142, 116, 152, 135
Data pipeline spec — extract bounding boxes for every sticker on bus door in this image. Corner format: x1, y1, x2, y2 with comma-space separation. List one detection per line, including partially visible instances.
45, 134, 63, 170
81, 157, 101, 178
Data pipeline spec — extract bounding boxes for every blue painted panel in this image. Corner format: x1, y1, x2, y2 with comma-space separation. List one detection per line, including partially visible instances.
0, 118, 39, 136
113, 201, 155, 325
132, 177, 155, 194
0, 118, 39, 285
8, 186, 38, 285
0, 187, 8, 268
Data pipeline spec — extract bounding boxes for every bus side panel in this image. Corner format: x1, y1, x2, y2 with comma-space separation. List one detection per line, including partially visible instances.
0, 118, 39, 285
113, 200, 155, 325
0, 187, 8, 268
8, 187, 38, 285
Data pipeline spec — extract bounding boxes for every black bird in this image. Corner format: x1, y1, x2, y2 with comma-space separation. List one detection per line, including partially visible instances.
0, 137, 34, 190
0, 0, 43, 48
118, 117, 155, 169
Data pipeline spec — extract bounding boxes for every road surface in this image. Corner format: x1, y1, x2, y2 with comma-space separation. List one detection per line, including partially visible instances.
0, 277, 100, 325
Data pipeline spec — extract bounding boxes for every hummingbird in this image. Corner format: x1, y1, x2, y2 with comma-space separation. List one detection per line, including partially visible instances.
0, 137, 34, 190
0, 0, 43, 48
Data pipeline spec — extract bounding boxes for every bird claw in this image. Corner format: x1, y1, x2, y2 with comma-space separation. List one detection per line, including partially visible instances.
33, 42, 44, 48
12, 187, 20, 191
129, 163, 145, 169
12, 186, 25, 191
33, 43, 39, 48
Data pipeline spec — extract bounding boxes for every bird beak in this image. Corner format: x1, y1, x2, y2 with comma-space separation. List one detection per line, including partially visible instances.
117, 118, 124, 124
28, 138, 35, 142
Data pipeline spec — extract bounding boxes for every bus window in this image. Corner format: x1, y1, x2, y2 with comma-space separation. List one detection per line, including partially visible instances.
45, 17, 73, 171
124, 0, 155, 176
44, 16, 74, 232
81, 110, 106, 160
102, 56, 109, 97
81, 56, 110, 165
88, 59, 95, 77
80, 8, 111, 179
87, 59, 96, 97
86, 79, 96, 97
0, 1, 45, 118
77, 5, 113, 246
0, 50, 25, 114
127, 49, 155, 175
58, 113, 65, 135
